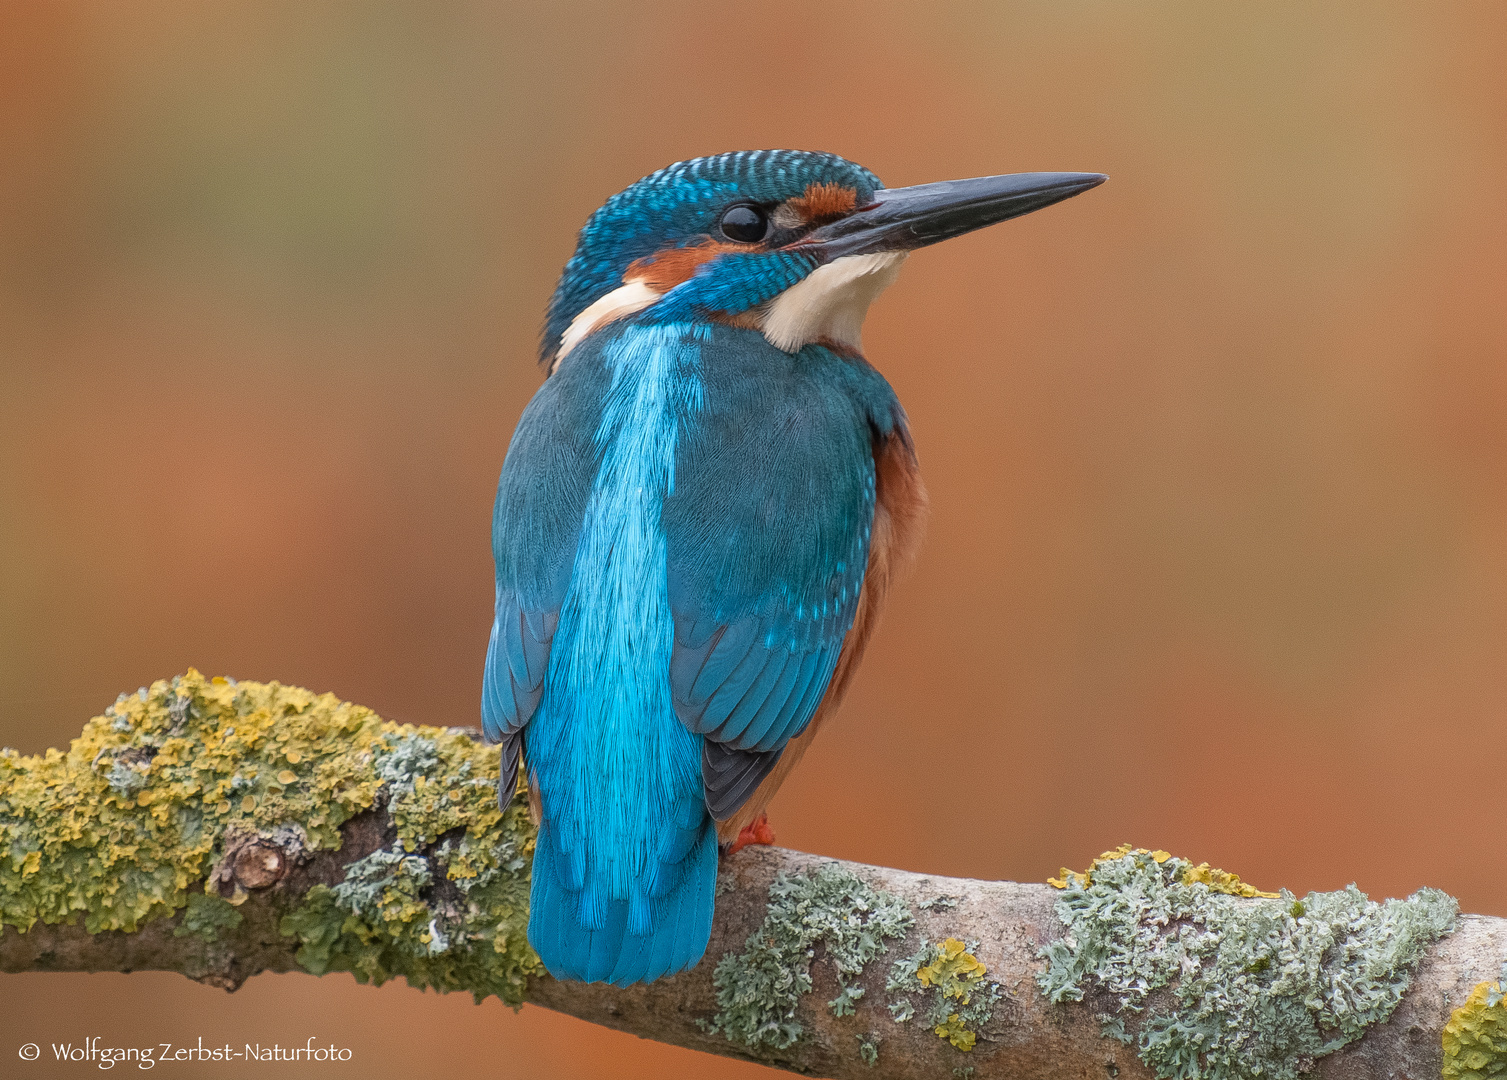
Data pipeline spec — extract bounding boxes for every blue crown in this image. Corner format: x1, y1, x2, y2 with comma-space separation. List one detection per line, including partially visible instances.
542, 150, 882, 362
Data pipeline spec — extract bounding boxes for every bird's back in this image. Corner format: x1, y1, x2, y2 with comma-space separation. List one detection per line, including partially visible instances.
487, 320, 900, 984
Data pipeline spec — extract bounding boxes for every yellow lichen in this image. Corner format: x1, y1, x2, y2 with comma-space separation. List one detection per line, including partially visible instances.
919, 940, 987, 1050
0, 670, 542, 1004
917, 938, 986, 995
1181, 861, 1280, 899
1048, 844, 1277, 898
1444, 977, 1507, 1080
934, 1013, 976, 1051
0, 670, 382, 933
887, 937, 1000, 1052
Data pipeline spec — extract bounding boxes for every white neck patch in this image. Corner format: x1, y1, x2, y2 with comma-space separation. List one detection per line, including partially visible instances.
760, 251, 907, 353
552, 249, 908, 369
553, 279, 661, 370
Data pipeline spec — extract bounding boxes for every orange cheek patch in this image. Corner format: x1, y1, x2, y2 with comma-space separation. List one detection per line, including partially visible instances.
625, 239, 754, 291
787, 182, 858, 225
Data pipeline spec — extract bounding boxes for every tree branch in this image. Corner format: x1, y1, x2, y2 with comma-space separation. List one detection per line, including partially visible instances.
1, 672, 1503, 1079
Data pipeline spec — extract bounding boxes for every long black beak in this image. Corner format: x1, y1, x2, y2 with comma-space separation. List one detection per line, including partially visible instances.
803, 171, 1106, 261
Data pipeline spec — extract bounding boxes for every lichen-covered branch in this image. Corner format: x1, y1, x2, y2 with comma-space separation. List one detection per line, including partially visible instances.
2, 673, 1504, 1080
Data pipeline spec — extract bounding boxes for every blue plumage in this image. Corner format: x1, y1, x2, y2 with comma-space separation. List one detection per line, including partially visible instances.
515, 323, 714, 983
485, 150, 1103, 984
488, 316, 895, 983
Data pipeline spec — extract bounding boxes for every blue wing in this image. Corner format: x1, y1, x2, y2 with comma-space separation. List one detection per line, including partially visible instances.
481, 591, 558, 795
672, 614, 851, 819
662, 333, 890, 820
482, 350, 605, 798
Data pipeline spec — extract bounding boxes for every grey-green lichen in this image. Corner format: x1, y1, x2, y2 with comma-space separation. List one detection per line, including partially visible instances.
1443, 965, 1507, 1080
886, 937, 1002, 1051
707, 862, 914, 1050
856, 1033, 880, 1067
173, 891, 244, 941
1039, 847, 1458, 1080
0, 670, 542, 1004
917, 894, 960, 911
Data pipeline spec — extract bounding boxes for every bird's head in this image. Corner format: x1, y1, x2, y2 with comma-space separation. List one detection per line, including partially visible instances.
542, 149, 1104, 368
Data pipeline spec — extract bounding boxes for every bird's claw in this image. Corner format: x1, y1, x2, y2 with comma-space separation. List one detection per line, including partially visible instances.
725, 812, 776, 855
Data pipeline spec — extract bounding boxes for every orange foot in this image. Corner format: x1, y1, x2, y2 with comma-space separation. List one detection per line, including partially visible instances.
726, 812, 776, 855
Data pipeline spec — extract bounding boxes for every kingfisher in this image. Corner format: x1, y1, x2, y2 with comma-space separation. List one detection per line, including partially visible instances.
482, 150, 1103, 986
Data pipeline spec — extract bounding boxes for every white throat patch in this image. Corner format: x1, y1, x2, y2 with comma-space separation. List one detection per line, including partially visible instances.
760, 251, 907, 353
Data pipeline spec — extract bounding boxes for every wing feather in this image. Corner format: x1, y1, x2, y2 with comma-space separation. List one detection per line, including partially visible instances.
701, 741, 786, 821
481, 589, 556, 743
482, 342, 599, 802
665, 382, 881, 820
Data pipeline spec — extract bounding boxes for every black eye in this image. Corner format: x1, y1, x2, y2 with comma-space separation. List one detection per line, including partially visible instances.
719, 204, 768, 243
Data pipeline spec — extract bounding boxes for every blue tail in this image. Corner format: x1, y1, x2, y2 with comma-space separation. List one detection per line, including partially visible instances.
526, 816, 718, 986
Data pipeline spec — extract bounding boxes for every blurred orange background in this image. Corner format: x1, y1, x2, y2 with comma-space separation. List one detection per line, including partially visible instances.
2, 2, 1504, 1077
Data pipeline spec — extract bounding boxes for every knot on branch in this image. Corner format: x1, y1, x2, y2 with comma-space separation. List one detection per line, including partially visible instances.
209, 826, 306, 904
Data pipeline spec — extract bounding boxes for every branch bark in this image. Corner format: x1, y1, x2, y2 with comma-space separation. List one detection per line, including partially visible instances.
1, 674, 1503, 1080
